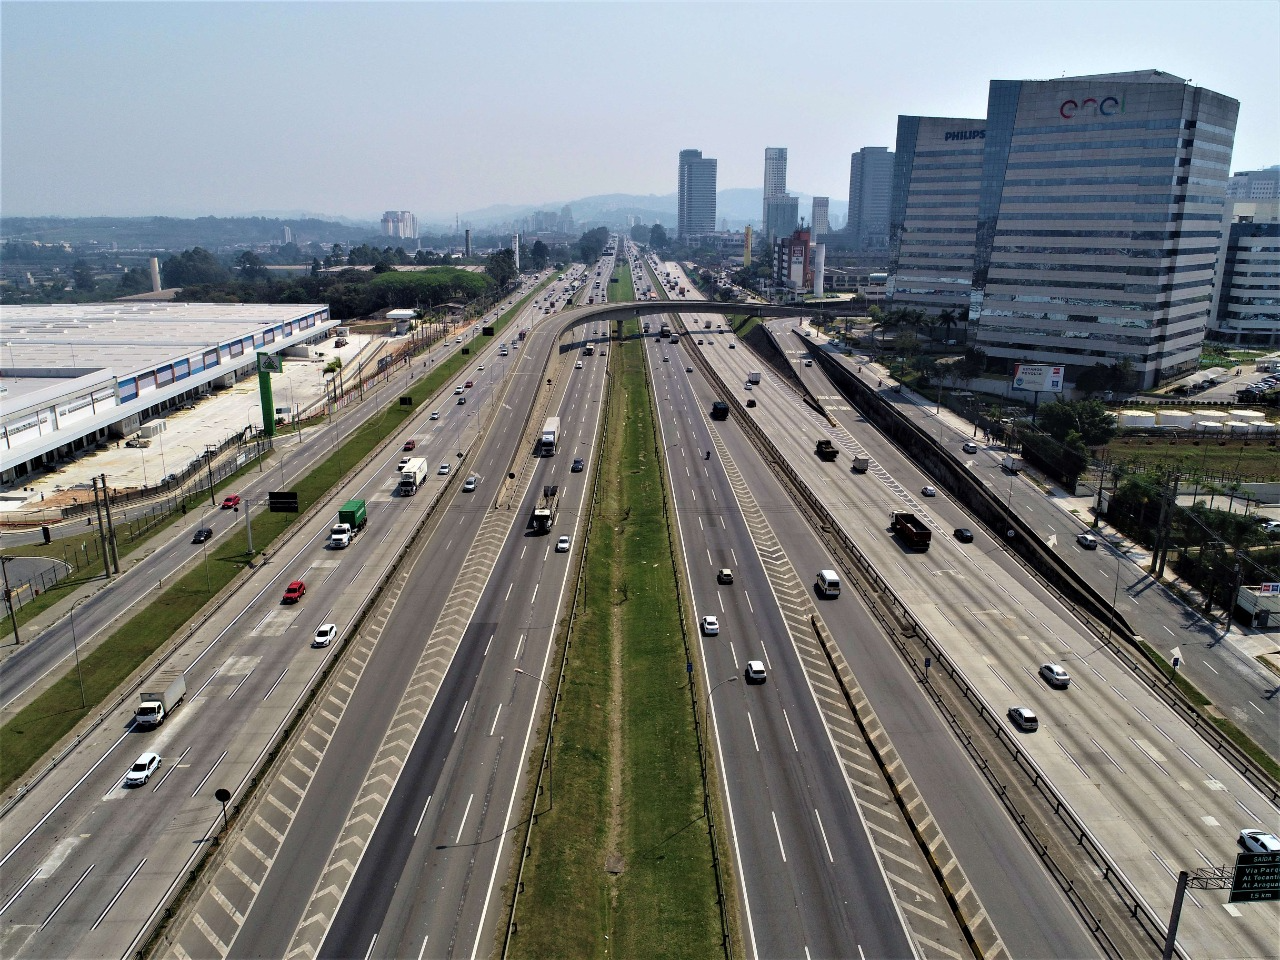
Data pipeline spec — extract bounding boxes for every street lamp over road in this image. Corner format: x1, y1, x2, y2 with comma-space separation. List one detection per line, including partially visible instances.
515, 668, 555, 812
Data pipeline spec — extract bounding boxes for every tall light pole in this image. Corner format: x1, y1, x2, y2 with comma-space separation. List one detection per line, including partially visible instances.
68, 595, 89, 708
514, 668, 555, 811
0, 556, 21, 645
205, 444, 218, 507
702, 676, 737, 770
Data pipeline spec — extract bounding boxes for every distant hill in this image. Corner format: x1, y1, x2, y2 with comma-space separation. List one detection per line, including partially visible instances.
0, 215, 377, 251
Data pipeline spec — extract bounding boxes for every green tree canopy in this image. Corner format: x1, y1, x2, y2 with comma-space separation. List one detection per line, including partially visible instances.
486, 248, 518, 287
1038, 399, 1117, 447
528, 239, 550, 272
577, 226, 610, 263
649, 224, 669, 249
161, 247, 230, 287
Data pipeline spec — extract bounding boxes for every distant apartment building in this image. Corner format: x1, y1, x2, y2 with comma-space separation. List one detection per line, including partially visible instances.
886, 116, 986, 317
1226, 166, 1280, 201
763, 147, 788, 228
381, 211, 418, 239
1210, 200, 1280, 345
677, 149, 718, 239
846, 146, 894, 251
764, 195, 799, 243
773, 227, 812, 290
279, 226, 293, 245
811, 197, 831, 238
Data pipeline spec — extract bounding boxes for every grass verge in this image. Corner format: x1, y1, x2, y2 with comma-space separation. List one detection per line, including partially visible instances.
510, 314, 721, 958
0, 280, 553, 793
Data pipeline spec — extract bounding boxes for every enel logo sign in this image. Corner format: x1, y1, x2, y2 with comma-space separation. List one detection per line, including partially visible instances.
1060, 95, 1125, 119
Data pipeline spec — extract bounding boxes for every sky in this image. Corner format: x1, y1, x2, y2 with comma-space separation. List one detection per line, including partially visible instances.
3, 1, 1279, 225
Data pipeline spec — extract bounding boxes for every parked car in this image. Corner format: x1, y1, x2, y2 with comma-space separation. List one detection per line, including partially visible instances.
1007, 706, 1039, 731
221, 495, 241, 510
282, 580, 306, 603
313, 623, 337, 648
191, 528, 213, 545
124, 751, 161, 787
1039, 663, 1071, 688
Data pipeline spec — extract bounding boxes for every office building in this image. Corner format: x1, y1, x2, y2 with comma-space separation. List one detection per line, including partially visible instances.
1226, 166, 1280, 201
886, 116, 986, 317
677, 149, 718, 239
967, 70, 1238, 389
1210, 201, 1280, 345
811, 197, 831, 238
763, 147, 788, 228
773, 228, 812, 291
381, 210, 417, 239
764, 195, 799, 243
847, 146, 895, 250
511, 233, 521, 270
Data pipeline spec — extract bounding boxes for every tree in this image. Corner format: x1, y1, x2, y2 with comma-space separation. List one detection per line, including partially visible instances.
235, 250, 268, 281
629, 224, 649, 243
1037, 399, 1117, 447
486, 248, 518, 287
649, 224, 669, 250
577, 227, 610, 263
162, 247, 230, 287
72, 259, 96, 293
529, 240, 550, 272
956, 347, 986, 384
310, 258, 322, 277
117, 266, 152, 294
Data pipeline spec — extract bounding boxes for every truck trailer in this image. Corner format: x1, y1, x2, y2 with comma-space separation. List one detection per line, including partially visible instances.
539, 417, 560, 456
747, 371, 762, 385
891, 512, 932, 551
710, 401, 730, 421
135, 668, 187, 728
815, 439, 839, 462
531, 485, 559, 533
329, 498, 368, 547
398, 458, 430, 496
850, 456, 870, 473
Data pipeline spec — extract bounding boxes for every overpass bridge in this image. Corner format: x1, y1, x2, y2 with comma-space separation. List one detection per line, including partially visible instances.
558, 298, 855, 329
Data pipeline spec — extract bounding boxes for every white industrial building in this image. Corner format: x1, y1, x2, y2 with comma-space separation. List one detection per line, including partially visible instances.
0, 302, 333, 483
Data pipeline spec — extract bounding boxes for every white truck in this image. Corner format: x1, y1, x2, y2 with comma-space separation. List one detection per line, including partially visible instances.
135, 668, 187, 729
747, 371, 762, 385
398, 457, 431, 496
1002, 454, 1024, 473
539, 417, 560, 456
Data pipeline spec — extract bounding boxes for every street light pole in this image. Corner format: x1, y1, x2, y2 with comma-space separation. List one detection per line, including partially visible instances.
514, 668, 555, 811
0, 556, 21, 645
702, 676, 738, 770
68, 596, 89, 708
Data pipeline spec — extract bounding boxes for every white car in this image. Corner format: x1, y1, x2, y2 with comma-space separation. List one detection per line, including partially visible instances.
575, 361, 583, 369
555, 535, 571, 553
438, 463, 450, 476
700, 615, 719, 636
477, 365, 484, 371
124, 752, 162, 787
1076, 532, 1099, 549
1238, 829, 1280, 853
463, 476, 477, 492
429, 411, 440, 420
962, 441, 979, 454
1039, 662, 1071, 688
313, 623, 337, 648
454, 386, 465, 395
745, 660, 767, 683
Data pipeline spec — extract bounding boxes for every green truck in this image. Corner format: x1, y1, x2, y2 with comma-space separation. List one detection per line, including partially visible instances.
329, 499, 368, 549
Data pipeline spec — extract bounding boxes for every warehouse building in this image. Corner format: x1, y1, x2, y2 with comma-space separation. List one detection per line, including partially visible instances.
1, 302, 333, 483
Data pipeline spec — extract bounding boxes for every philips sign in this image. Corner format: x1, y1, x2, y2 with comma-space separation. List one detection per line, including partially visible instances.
944, 129, 986, 142
1060, 95, 1125, 119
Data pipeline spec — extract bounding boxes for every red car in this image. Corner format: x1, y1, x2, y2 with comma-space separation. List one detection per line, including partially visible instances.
282, 580, 306, 603
221, 495, 241, 510
403, 439, 417, 451
464, 380, 474, 389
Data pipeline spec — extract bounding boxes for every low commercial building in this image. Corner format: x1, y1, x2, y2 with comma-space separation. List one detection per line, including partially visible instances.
1, 302, 333, 483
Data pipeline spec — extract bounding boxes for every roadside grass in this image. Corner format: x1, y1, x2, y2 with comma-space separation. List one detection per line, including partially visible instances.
609, 261, 635, 303
0, 282, 550, 792
729, 313, 761, 339
511, 316, 720, 958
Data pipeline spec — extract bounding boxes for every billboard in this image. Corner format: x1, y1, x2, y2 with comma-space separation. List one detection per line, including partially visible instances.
1013, 364, 1064, 393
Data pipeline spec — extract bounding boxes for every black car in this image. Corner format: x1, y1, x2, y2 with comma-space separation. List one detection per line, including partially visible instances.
192, 528, 213, 544
457, 396, 466, 405
953, 527, 974, 543
571, 457, 584, 472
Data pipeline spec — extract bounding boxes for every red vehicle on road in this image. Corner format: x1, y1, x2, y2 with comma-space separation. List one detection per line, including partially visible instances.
221, 495, 241, 510
403, 439, 417, 451
282, 580, 306, 603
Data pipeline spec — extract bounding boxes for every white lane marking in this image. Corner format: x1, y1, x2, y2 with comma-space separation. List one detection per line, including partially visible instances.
91, 857, 146, 930
40, 863, 93, 930
759, 638, 772, 671
454, 701, 469, 734
531, 583, 539, 605
484, 634, 494, 657
747, 711, 760, 752
771, 811, 787, 863
814, 809, 835, 862
718, 592, 725, 613
1249, 701, 1265, 715
505, 583, 514, 602
1202, 660, 1219, 675
414, 796, 433, 837
0, 869, 40, 917
745, 591, 753, 613
227, 668, 254, 700
363, 934, 378, 960
191, 750, 228, 797
513, 634, 526, 660
729, 641, 739, 669
489, 704, 503, 736
455, 793, 475, 844
152, 746, 191, 792
263, 668, 288, 701
782, 709, 799, 752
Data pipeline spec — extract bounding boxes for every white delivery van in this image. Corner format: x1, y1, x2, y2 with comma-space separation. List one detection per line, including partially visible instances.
816, 569, 841, 598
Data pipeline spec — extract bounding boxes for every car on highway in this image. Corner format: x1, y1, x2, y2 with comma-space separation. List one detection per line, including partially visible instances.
697, 339, 704, 345
745, 398, 757, 408
221, 495, 241, 509
953, 527, 974, 543
1076, 532, 1099, 549
192, 528, 213, 545
477, 365, 484, 372
1238, 829, 1280, 854
454, 385, 465, 394
663, 356, 670, 362
457, 396, 466, 405
398, 457, 412, 470
963, 441, 979, 454
465, 380, 474, 389
403, 439, 417, 451
685, 366, 693, 373
700, 615, 720, 636
430, 411, 440, 420
804, 359, 813, 367
717, 568, 734, 584
745, 660, 767, 683
438, 462, 450, 475
463, 475, 477, 492
575, 361, 583, 369
313, 623, 337, 648
1039, 663, 1071, 688
571, 457, 584, 472
282, 580, 306, 603
124, 751, 162, 787
1007, 706, 1039, 731
555, 535, 571, 553
729, 343, 736, 349
921, 486, 937, 497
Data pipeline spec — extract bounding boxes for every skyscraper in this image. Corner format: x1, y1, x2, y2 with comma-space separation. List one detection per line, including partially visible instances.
811, 197, 831, 238
677, 149, 718, 239
764, 195, 799, 242
381, 211, 417, 239
968, 70, 1238, 389
847, 147, 894, 250
763, 147, 788, 228
1210, 200, 1279, 345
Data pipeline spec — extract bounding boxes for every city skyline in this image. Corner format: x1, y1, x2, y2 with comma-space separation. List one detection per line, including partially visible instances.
2, 1, 1278, 221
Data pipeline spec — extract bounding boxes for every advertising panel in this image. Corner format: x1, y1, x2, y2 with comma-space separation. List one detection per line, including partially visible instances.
1013, 364, 1065, 393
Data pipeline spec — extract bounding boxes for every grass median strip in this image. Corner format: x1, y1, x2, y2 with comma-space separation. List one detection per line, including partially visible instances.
0, 281, 553, 793
509, 312, 721, 958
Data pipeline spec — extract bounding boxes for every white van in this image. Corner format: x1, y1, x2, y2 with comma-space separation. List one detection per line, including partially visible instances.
816, 569, 841, 598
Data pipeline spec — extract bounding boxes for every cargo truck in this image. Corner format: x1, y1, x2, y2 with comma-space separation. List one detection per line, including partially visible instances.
850, 456, 870, 473
710, 400, 730, 420
539, 417, 560, 456
329, 499, 368, 548
135, 668, 187, 728
1002, 455, 1024, 473
891, 512, 932, 551
747, 371, 762, 385
398, 458, 430, 496
531, 485, 559, 533
815, 439, 839, 461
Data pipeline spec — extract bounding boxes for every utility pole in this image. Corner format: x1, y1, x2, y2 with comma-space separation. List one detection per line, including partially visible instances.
91, 477, 112, 579
100, 474, 120, 574
1, 557, 21, 644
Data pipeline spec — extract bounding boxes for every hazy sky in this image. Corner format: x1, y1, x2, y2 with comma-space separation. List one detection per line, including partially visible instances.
4, 1, 1278, 225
